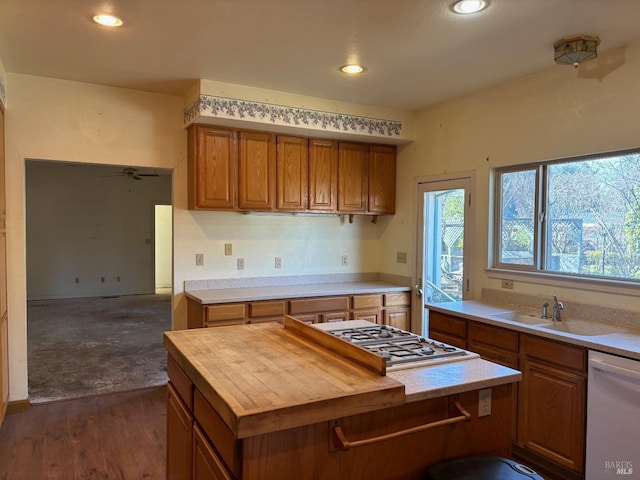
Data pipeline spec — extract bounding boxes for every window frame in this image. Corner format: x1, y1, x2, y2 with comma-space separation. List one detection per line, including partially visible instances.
491, 148, 640, 288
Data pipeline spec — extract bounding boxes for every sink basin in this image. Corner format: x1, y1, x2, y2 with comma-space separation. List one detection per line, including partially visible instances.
538, 320, 626, 336
489, 311, 552, 326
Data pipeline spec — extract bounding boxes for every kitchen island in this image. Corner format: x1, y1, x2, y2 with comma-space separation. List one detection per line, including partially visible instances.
164, 317, 521, 480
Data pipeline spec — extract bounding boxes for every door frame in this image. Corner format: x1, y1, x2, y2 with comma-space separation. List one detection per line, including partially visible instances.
412, 172, 476, 336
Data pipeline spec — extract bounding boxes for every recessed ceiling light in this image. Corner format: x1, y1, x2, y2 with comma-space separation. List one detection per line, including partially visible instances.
92, 14, 124, 27
340, 64, 365, 74
451, 0, 488, 14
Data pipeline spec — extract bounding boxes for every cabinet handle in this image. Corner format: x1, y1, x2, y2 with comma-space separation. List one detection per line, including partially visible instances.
332, 399, 471, 451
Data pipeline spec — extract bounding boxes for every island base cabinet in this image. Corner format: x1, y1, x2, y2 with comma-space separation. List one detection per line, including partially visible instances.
167, 383, 193, 480
238, 385, 513, 479
194, 425, 234, 480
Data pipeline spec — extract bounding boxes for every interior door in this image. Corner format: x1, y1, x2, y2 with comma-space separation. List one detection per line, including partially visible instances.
414, 175, 474, 336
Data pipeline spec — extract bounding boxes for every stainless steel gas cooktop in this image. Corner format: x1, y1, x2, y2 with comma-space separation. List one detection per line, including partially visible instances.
316, 321, 479, 371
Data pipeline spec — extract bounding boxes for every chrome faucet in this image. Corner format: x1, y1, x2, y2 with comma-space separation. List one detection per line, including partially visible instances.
541, 302, 549, 319
552, 296, 564, 322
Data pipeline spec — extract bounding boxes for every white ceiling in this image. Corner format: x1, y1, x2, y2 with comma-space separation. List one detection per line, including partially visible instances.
1, 0, 639, 111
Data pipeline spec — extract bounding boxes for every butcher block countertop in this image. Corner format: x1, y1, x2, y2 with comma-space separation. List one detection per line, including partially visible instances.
164, 320, 520, 439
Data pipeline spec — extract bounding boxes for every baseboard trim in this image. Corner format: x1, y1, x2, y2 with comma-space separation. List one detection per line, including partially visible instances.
7, 399, 31, 414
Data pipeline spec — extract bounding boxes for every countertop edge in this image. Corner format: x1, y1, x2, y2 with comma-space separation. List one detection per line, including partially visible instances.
185, 281, 411, 304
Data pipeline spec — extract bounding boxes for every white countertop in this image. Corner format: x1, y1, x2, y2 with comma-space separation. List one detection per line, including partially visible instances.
186, 281, 411, 304
427, 300, 640, 361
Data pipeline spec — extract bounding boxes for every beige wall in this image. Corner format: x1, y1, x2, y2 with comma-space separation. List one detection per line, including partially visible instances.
384, 39, 640, 315
5, 74, 186, 401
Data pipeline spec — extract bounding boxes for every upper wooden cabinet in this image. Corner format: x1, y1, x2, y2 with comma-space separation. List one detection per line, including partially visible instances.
238, 131, 276, 211
308, 139, 338, 212
187, 124, 396, 216
369, 145, 396, 214
188, 125, 238, 210
276, 136, 308, 212
337, 142, 369, 213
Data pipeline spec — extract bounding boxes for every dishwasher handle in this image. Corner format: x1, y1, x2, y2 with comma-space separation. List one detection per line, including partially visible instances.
591, 358, 640, 383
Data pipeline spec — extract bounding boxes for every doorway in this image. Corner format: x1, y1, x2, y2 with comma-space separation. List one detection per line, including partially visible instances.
25, 160, 173, 402
415, 175, 474, 336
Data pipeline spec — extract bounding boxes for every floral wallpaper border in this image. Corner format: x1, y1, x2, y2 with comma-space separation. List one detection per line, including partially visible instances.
184, 94, 402, 137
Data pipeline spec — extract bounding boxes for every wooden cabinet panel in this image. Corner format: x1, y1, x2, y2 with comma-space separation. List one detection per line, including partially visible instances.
384, 292, 410, 307
238, 131, 276, 210
429, 311, 467, 348
167, 355, 193, 410
338, 142, 368, 213
193, 425, 234, 480
276, 135, 308, 211
288, 296, 349, 315
188, 125, 237, 210
369, 145, 396, 214
518, 359, 586, 473
308, 139, 338, 212
385, 307, 410, 331
468, 322, 518, 353
522, 335, 586, 373
350, 309, 382, 324
206, 304, 246, 323
194, 389, 240, 477
321, 311, 349, 323
167, 383, 193, 480
352, 294, 382, 309
248, 300, 285, 321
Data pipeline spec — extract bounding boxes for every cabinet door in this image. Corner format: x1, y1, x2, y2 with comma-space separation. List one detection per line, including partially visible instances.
519, 359, 586, 473
308, 139, 338, 212
385, 306, 410, 331
428, 311, 467, 348
167, 383, 193, 480
369, 145, 396, 214
193, 425, 234, 480
338, 142, 368, 213
276, 135, 308, 211
351, 309, 382, 324
238, 130, 276, 210
188, 125, 237, 210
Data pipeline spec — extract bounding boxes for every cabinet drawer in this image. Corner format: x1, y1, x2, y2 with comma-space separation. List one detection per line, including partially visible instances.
522, 334, 587, 373
193, 424, 234, 480
429, 312, 467, 338
471, 344, 519, 369
468, 322, 518, 353
289, 296, 349, 314
321, 311, 348, 323
167, 355, 193, 409
350, 309, 382, 324
249, 300, 285, 318
194, 389, 240, 477
384, 292, 410, 307
352, 294, 382, 309
206, 304, 246, 322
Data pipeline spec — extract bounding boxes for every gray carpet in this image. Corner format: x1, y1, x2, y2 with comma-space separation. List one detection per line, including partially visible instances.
27, 293, 171, 403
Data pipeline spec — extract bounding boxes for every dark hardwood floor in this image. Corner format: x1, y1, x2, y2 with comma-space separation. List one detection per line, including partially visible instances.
0, 386, 166, 479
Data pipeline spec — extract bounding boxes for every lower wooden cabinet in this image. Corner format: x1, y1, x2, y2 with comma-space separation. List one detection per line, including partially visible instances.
167, 383, 193, 480
428, 309, 588, 477
193, 425, 234, 480
518, 335, 586, 475
187, 290, 411, 330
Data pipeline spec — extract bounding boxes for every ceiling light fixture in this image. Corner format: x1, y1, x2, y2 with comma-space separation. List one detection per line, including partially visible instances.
554, 34, 600, 68
340, 64, 365, 74
92, 14, 124, 27
451, 0, 488, 14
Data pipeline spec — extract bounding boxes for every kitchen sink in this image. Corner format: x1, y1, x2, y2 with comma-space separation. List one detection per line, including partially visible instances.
489, 310, 553, 326
538, 320, 627, 336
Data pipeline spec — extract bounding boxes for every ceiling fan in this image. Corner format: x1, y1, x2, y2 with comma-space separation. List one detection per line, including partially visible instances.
107, 167, 160, 181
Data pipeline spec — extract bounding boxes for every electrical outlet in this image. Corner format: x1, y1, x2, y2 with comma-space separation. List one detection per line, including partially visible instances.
224, 243, 232, 256
275, 257, 282, 269
100, 276, 105, 283
501, 279, 514, 289
341, 255, 349, 267
75, 277, 79, 284
196, 253, 204, 266
116, 276, 121, 282
479, 388, 492, 417
237, 258, 245, 270
397, 252, 408, 264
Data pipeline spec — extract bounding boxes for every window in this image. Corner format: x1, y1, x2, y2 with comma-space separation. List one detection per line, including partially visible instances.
494, 150, 640, 282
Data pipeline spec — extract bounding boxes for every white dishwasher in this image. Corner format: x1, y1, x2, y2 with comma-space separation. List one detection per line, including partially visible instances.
586, 351, 640, 479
